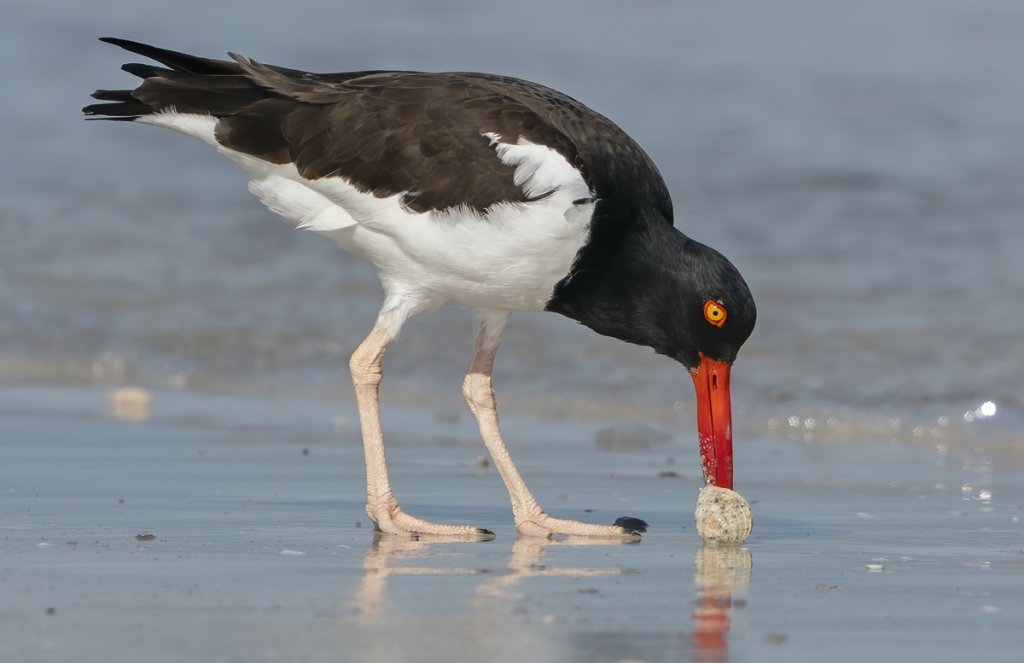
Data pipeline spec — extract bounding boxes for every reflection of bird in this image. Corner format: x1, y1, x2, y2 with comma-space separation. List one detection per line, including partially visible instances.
86, 39, 757, 539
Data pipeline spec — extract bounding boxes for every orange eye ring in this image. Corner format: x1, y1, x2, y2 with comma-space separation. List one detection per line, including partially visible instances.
703, 299, 727, 328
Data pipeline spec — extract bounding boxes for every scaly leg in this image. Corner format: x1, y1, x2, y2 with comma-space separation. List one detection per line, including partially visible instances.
351, 314, 493, 540
463, 311, 644, 539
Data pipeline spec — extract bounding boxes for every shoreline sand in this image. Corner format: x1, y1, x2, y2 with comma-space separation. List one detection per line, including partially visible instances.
2, 386, 1021, 662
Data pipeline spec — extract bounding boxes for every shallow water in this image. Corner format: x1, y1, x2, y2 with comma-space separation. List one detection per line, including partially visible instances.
2, 1, 1024, 660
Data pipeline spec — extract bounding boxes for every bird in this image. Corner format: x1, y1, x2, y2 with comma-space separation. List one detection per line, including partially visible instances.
85, 38, 756, 540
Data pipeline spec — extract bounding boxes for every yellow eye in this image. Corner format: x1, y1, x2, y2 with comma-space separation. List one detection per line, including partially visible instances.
703, 299, 727, 328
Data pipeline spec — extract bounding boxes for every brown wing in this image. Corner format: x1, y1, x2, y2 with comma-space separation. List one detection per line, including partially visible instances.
218, 57, 592, 213
86, 39, 669, 217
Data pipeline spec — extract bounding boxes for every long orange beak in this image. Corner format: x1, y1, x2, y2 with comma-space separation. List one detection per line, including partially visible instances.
691, 354, 733, 489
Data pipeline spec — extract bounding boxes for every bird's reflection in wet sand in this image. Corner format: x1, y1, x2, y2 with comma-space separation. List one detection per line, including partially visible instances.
349, 534, 633, 662
473, 536, 627, 602
353, 533, 629, 621
352, 532, 492, 623
692, 544, 752, 663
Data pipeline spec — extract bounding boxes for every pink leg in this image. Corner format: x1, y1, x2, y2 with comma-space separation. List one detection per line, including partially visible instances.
463, 312, 643, 539
350, 318, 493, 540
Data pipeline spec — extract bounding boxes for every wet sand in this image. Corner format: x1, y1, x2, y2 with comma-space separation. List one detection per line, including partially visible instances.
2, 387, 1022, 663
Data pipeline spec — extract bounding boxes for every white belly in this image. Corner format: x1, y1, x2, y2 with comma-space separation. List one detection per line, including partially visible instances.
322, 196, 594, 311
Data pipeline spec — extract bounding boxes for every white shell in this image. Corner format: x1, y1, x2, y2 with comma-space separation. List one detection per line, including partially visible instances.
694, 485, 753, 544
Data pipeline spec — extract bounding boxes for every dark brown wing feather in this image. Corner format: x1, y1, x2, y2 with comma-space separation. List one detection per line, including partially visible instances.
85, 39, 670, 217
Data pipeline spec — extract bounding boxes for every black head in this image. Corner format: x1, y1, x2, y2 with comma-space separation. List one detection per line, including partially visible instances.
665, 238, 756, 370
546, 222, 756, 369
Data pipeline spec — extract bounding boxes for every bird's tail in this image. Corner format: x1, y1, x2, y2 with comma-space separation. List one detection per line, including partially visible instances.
82, 37, 264, 121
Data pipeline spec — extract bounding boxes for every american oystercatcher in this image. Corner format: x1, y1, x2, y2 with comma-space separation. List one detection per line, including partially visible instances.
85, 38, 756, 539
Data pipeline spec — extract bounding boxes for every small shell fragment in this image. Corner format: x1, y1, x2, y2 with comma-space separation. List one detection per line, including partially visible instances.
695, 485, 753, 544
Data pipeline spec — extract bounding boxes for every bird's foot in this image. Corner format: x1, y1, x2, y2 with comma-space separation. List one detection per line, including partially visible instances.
515, 512, 646, 540
367, 502, 495, 540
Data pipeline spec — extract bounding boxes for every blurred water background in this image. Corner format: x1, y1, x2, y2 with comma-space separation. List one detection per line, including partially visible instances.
2, 0, 1022, 456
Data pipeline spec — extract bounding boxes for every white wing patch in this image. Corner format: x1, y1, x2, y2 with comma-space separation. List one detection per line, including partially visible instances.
483, 132, 591, 202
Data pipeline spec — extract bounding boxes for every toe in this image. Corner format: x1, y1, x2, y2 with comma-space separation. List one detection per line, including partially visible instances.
613, 516, 649, 534
367, 504, 494, 540
516, 514, 644, 539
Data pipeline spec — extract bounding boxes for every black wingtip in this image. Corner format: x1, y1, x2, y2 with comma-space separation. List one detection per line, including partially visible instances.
99, 37, 176, 62
82, 97, 147, 119
90, 89, 132, 101
97, 37, 239, 76
83, 116, 139, 122
99, 36, 141, 49
613, 516, 649, 534
121, 62, 164, 78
